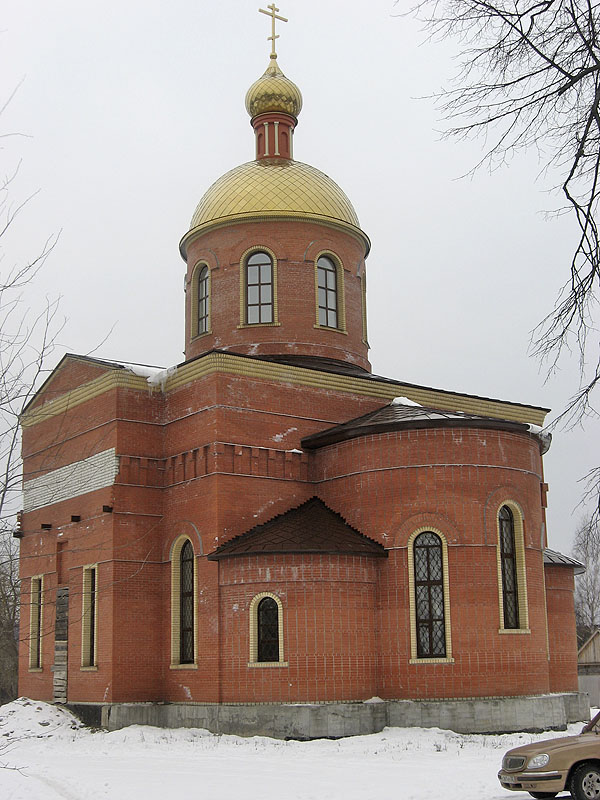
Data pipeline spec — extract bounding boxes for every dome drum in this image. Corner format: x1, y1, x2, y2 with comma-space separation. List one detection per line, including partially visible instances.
251, 111, 296, 161
184, 217, 371, 370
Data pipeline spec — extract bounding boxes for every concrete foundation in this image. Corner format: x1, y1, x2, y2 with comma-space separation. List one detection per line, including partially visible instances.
88, 692, 590, 739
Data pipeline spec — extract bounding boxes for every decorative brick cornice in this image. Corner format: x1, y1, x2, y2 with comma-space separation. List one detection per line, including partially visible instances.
21, 370, 148, 428
21, 350, 549, 429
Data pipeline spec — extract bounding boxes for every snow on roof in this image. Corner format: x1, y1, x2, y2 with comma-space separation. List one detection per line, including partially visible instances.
391, 396, 421, 407
528, 423, 552, 453
120, 362, 177, 391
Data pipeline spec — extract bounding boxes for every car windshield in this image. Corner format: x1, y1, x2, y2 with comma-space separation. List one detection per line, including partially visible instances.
581, 709, 600, 734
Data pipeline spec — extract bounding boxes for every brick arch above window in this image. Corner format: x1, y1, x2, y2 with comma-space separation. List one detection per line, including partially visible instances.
389, 511, 461, 550
483, 486, 532, 546
164, 520, 205, 561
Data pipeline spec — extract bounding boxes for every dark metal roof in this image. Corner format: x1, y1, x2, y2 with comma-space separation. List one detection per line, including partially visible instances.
258, 353, 371, 376
207, 497, 387, 560
544, 548, 585, 575
301, 400, 549, 451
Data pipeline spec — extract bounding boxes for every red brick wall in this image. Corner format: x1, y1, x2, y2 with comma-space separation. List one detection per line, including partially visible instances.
25, 357, 111, 413
162, 555, 221, 703
19, 508, 116, 702
217, 554, 379, 703
22, 395, 118, 481
545, 565, 579, 692
18, 350, 580, 706
376, 547, 550, 700
312, 428, 552, 699
311, 428, 544, 546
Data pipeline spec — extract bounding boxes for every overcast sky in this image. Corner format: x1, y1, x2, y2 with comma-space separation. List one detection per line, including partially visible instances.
2, 0, 598, 553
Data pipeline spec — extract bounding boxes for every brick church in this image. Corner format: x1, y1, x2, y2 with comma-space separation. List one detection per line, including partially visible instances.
17, 14, 587, 737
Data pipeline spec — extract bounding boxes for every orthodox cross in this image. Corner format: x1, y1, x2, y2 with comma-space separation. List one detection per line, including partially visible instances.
259, 4, 288, 58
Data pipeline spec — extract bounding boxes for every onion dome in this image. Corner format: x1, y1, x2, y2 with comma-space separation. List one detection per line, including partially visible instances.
245, 57, 303, 119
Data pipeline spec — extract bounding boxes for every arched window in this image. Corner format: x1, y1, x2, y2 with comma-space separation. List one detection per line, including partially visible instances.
257, 597, 279, 662
190, 262, 210, 338
180, 540, 195, 664
197, 265, 209, 335
248, 592, 286, 667
170, 536, 197, 668
414, 532, 446, 658
499, 506, 519, 629
317, 255, 338, 328
246, 251, 273, 324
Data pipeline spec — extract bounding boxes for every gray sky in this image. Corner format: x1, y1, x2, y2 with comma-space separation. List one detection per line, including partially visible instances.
3, 0, 598, 553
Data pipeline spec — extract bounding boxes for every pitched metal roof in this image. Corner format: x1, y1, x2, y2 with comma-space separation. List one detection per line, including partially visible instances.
301, 401, 549, 451
258, 354, 549, 413
207, 497, 387, 560
543, 548, 585, 574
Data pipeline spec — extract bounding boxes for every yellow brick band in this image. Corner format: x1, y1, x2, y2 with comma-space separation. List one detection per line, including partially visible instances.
21, 351, 548, 428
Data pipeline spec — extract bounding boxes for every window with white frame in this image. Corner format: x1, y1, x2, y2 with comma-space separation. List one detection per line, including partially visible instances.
316, 255, 339, 328
245, 252, 273, 324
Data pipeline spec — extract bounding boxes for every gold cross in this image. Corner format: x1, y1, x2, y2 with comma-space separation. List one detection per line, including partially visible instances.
259, 4, 288, 58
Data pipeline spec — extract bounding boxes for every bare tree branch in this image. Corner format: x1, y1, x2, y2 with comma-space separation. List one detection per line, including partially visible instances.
571, 515, 600, 642
0, 81, 62, 702
401, 0, 600, 510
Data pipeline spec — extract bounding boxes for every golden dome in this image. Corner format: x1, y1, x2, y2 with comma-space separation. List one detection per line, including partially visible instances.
181, 159, 370, 255
189, 160, 359, 228
245, 58, 303, 118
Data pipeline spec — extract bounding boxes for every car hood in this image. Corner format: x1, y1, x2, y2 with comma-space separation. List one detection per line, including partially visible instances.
506, 733, 599, 757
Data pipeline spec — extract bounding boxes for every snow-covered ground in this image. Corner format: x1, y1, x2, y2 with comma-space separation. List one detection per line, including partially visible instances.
0, 698, 580, 800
